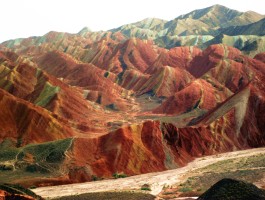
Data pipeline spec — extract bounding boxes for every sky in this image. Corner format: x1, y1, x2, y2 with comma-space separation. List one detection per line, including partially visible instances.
0, 0, 264, 43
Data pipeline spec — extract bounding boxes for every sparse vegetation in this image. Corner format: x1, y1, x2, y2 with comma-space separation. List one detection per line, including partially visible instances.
34, 82, 60, 107
91, 175, 103, 181
141, 184, 151, 191
0, 138, 73, 183
22, 138, 72, 163
178, 187, 192, 193
0, 138, 72, 173
0, 149, 19, 162
53, 191, 155, 200
28, 185, 37, 189
112, 172, 127, 179
141, 187, 152, 191
0, 163, 14, 171
177, 153, 265, 196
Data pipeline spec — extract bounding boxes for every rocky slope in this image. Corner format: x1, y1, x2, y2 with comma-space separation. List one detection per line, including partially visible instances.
0, 4, 264, 188
220, 18, 265, 36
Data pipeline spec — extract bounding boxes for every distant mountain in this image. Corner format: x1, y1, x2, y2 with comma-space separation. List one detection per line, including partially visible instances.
2, 4, 264, 54
202, 34, 265, 56
176, 4, 263, 28
111, 4, 264, 38
110, 18, 167, 39
104, 4, 265, 53
220, 17, 265, 36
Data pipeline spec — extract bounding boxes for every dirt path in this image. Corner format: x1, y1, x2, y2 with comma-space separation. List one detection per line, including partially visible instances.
33, 147, 265, 199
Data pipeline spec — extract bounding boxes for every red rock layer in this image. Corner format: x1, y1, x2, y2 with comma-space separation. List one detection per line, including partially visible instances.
85, 37, 160, 74
153, 79, 232, 114
120, 65, 194, 97
66, 100, 265, 183
254, 52, 265, 63
0, 88, 74, 145
150, 46, 201, 70
66, 84, 265, 182
138, 66, 194, 97
188, 44, 242, 79
34, 50, 130, 110
68, 121, 192, 181
0, 51, 122, 134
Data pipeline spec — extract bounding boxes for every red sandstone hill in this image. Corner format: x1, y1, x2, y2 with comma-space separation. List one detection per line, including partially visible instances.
0, 87, 74, 145
87, 38, 160, 74
153, 78, 232, 115
150, 46, 202, 70
33, 50, 131, 110
0, 29, 265, 187
24, 84, 264, 186
0, 50, 132, 138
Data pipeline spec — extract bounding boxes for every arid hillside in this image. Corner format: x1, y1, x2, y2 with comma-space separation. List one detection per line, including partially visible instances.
0, 4, 264, 190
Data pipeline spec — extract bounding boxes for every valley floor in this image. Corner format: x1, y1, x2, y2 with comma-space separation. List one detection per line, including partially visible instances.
32, 147, 265, 199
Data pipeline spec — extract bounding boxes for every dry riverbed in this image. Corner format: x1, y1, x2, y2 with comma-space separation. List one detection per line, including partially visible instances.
33, 147, 265, 199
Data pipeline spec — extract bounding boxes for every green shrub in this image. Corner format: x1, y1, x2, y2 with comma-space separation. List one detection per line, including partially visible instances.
29, 185, 37, 189
141, 187, 152, 191
0, 164, 14, 171
0, 149, 19, 161
25, 164, 49, 173
23, 138, 72, 162
26, 164, 38, 172
141, 184, 151, 191
91, 175, 99, 181
179, 187, 193, 193
112, 172, 127, 179
46, 151, 65, 163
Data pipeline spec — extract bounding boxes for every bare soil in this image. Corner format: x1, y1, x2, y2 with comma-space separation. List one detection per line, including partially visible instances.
32, 147, 265, 199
